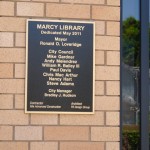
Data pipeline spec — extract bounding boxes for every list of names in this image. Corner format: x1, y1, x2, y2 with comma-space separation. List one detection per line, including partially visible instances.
26, 20, 94, 114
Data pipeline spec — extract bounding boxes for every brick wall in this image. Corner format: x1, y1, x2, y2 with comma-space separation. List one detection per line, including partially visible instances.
0, 0, 120, 150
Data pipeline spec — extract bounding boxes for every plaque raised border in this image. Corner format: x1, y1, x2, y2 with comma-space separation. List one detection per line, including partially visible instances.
25, 19, 95, 114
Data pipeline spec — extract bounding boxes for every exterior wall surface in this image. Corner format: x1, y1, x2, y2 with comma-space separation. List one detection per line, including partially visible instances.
0, 0, 120, 150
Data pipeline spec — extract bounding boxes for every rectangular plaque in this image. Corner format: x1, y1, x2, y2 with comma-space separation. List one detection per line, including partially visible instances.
25, 19, 95, 114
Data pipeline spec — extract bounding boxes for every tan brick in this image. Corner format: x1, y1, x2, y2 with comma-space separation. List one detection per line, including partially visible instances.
0, 1, 14, 16
33, 0, 58, 1
15, 33, 26, 47
0, 32, 13, 47
91, 127, 119, 141
95, 66, 119, 80
60, 112, 104, 125
31, 114, 58, 125
95, 21, 105, 35
44, 126, 89, 140
106, 112, 120, 125
15, 95, 25, 109
95, 51, 104, 65
15, 64, 25, 78
17, 2, 44, 17
107, 22, 120, 36
0, 94, 13, 109
31, 142, 58, 150
46, 4, 90, 19
106, 81, 120, 95
107, 0, 120, 6
107, 51, 120, 65
62, 0, 104, 4
95, 96, 120, 110
0, 63, 13, 78
0, 142, 28, 150
96, 36, 120, 50
95, 81, 104, 95
92, 6, 120, 21
0, 110, 28, 125
0, 48, 25, 62
15, 126, 42, 140
106, 142, 119, 150
0, 79, 24, 94
0, 126, 13, 140
6, 0, 31, 2
0, 17, 26, 32
60, 142, 104, 150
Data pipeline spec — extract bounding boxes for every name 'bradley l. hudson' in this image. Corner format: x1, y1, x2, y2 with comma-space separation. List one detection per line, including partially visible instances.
37, 24, 85, 31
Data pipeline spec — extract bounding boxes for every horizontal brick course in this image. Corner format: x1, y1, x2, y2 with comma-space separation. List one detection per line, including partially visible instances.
0, 32, 13, 47
107, 51, 120, 65
33, 0, 59, 1
95, 66, 119, 80
0, 63, 13, 78
15, 33, 26, 47
95, 21, 105, 35
46, 4, 90, 19
9, 0, 31, 2
107, 21, 120, 36
106, 81, 120, 95
17, 2, 44, 17
30, 142, 58, 150
62, 0, 105, 4
95, 96, 120, 110
0, 110, 29, 125
15, 126, 42, 140
0, 48, 25, 62
60, 112, 104, 125
0, 126, 13, 140
96, 36, 120, 50
15, 94, 25, 109
31, 114, 58, 125
0, 142, 28, 150
95, 51, 105, 65
60, 142, 105, 150
15, 64, 25, 78
107, 0, 120, 6
106, 142, 120, 150
0, 94, 13, 109
0, 17, 26, 32
44, 126, 89, 140
0, 79, 24, 93
106, 112, 120, 125
91, 127, 120, 141
0, 1, 14, 16
92, 6, 120, 21
95, 81, 104, 95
